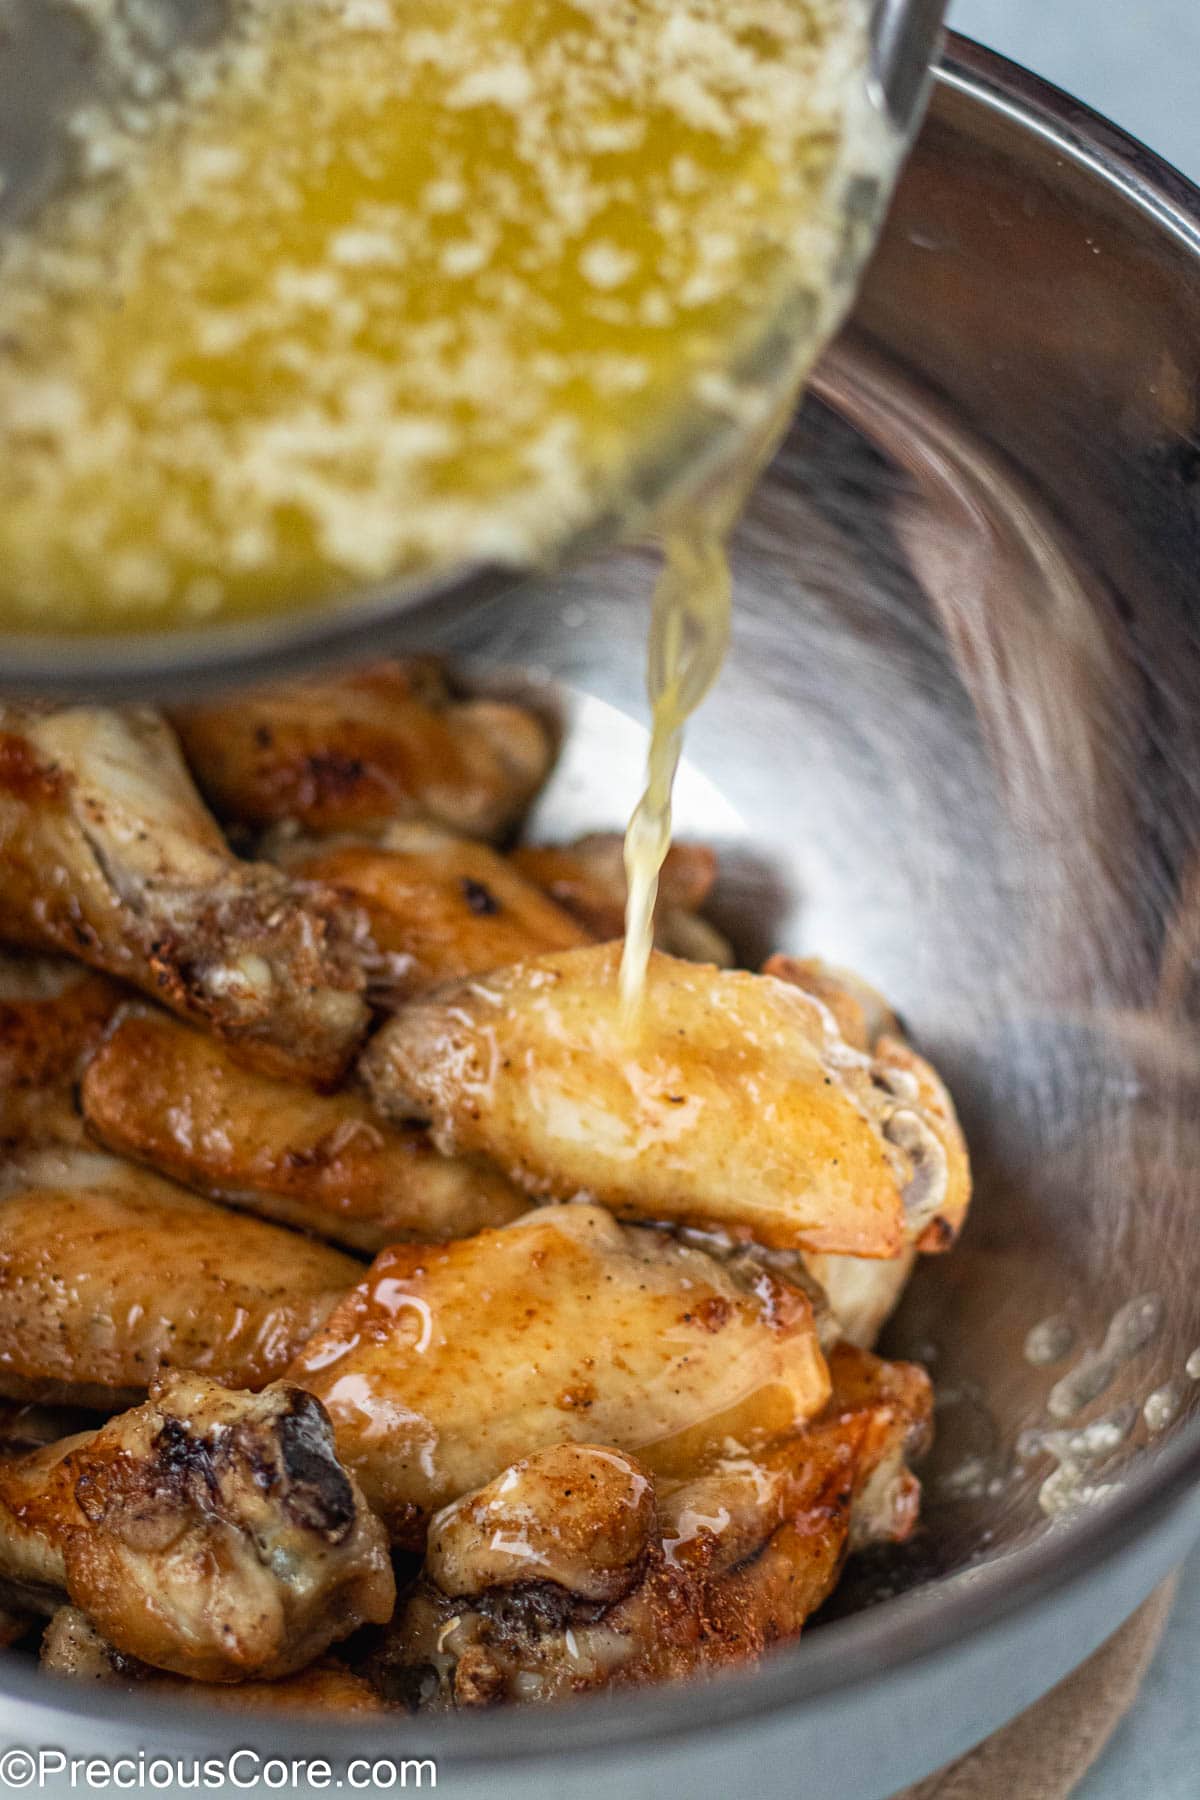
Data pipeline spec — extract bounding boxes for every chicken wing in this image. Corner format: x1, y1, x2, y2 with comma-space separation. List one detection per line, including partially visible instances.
0, 705, 368, 1084
41, 1609, 388, 1713
289, 1203, 830, 1543
369, 1345, 931, 1708
288, 832, 590, 1003
173, 661, 553, 841
0, 951, 122, 1148
763, 954, 970, 1343
362, 945, 970, 1259
0, 1149, 358, 1407
82, 1009, 527, 1252
512, 833, 734, 964
0, 1435, 83, 1610
800, 1249, 917, 1350
0, 1375, 394, 1682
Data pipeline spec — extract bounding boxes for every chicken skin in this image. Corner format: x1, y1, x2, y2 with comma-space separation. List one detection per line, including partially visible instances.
0, 1376, 394, 1682
173, 660, 553, 841
764, 954, 968, 1345
288, 831, 590, 1004
0, 1149, 358, 1408
512, 833, 733, 965
362, 945, 970, 1259
0, 656, 970, 1716
41, 1609, 388, 1713
0, 952, 122, 1148
0, 1435, 85, 1610
370, 1345, 931, 1709
0, 705, 368, 1084
83, 1010, 527, 1253
290, 1204, 830, 1543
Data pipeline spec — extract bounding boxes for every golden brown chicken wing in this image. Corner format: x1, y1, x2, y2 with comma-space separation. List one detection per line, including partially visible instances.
762, 956, 900, 1053
0, 1149, 358, 1407
0, 1435, 83, 1610
173, 661, 553, 841
290, 1203, 830, 1543
82, 1009, 527, 1252
512, 833, 733, 964
0, 705, 368, 1085
41, 1608, 388, 1713
0, 951, 122, 1148
762, 954, 970, 1344
362, 945, 970, 1259
369, 1345, 931, 1708
1, 1376, 394, 1682
288, 831, 590, 1003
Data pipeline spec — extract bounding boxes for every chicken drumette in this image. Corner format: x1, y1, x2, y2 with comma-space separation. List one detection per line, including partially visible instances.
369, 1344, 931, 1708
0, 704, 368, 1084
173, 660, 553, 841
284, 827, 590, 1003
512, 833, 734, 965
362, 944, 970, 1260
0, 1375, 393, 1682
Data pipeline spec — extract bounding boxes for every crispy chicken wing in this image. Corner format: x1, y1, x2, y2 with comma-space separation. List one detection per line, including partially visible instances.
370, 1345, 931, 1708
362, 945, 970, 1259
0, 1436, 83, 1610
288, 832, 590, 1003
760, 952, 972, 1251
290, 1204, 830, 1543
83, 1010, 526, 1252
0, 1149, 358, 1407
0, 951, 122, 1148
0, 705, 368, 1084
512, 833, 734, 965
764, 954, 970, 1343
173, 661, 553, 841
0, 1376, 394, 1682
41, 1609, 388, 1712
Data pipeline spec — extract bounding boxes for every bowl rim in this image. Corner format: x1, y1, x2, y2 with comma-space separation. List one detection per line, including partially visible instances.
6, 29, 1200, 1765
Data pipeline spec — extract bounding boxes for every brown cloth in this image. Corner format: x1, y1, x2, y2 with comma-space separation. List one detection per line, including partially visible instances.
893, 1579, 1177, 1800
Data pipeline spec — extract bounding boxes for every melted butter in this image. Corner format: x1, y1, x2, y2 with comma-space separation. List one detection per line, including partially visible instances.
1143, 1382, 1184, 1435
620, 384, 796, 1015
1046, 1293, 1165, 1422
620, 526, 731, 1016
1023, 1314, 1076, 1368
1019, 1404, 1139, 1521
0, 0, 885, 632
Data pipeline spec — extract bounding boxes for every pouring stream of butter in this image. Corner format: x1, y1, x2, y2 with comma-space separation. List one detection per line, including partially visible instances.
0, 0, 899, 1008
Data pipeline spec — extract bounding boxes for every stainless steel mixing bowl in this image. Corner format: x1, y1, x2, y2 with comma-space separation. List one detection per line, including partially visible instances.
2, 32, 1200, 1800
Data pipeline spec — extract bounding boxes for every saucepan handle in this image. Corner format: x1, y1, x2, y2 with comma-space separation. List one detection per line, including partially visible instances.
869, 0, 948, 134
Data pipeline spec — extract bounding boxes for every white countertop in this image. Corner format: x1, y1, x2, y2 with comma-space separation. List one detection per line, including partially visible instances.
948, 5, 1200, 1796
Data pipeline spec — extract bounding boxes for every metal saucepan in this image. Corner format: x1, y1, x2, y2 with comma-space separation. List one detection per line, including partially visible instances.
0, 0, 944, 697
2, 30, 1200, 1800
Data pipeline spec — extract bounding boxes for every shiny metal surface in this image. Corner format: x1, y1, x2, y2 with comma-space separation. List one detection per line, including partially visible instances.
2, 34, 1200, 1800
870, 0, 947, 131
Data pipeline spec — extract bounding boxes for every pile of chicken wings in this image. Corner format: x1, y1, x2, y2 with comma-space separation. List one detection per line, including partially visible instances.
0, 660, 970, 1715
